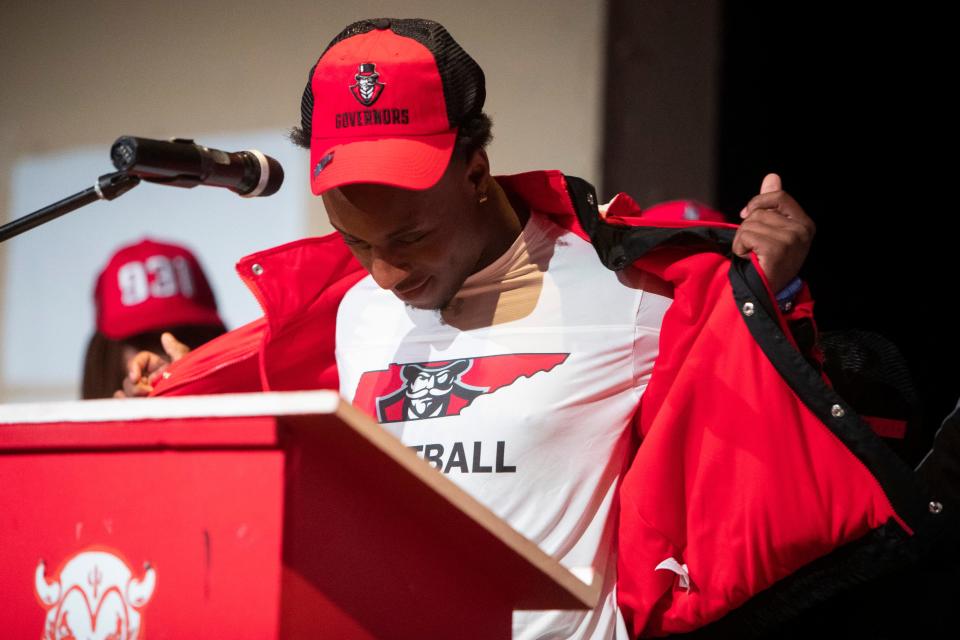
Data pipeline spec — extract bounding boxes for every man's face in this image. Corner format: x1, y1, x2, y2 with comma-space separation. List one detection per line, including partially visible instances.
322, 155, 490, 310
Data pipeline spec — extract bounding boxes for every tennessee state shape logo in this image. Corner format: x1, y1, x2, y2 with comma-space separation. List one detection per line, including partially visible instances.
353, 353, 569, 423
349, 63, 385, 106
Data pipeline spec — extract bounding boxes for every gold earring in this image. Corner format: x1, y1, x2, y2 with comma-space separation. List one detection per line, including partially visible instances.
478, 192, 488, 204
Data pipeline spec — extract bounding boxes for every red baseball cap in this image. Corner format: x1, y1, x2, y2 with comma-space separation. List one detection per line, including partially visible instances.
301, 18, 486, 194
94, 238, 224, 340
641, 200, 727, 223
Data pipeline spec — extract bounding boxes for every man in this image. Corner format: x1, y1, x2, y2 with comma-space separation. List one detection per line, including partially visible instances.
124, 18, 933, 638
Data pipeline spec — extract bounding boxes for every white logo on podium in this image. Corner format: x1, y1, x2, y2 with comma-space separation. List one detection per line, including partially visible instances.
34, 550, 156, 640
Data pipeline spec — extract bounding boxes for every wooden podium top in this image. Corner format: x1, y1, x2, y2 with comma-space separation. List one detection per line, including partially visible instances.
0, 391, 339, 449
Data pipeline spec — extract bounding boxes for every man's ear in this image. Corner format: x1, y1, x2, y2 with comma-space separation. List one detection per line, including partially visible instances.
464, 147, 490, 196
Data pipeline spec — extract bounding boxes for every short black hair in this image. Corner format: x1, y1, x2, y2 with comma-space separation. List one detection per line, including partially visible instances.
454, 111, 494, 159
289, 111, 493, 161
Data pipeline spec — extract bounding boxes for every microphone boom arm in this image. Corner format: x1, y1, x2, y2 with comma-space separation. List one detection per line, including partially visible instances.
0, 171, 140, 244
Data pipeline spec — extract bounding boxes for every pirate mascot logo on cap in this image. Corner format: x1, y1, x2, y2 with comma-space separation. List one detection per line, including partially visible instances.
349, 63, 385, 106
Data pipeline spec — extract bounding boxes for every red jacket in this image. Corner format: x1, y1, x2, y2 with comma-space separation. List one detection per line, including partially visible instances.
152, 171, 929, 636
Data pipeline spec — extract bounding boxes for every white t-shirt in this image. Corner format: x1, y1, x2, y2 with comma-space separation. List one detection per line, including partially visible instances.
336, 211, 670, 639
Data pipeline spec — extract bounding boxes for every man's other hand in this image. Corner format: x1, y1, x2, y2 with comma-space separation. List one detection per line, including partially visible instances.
732, 173, 816, 293
113, 332, 190, 398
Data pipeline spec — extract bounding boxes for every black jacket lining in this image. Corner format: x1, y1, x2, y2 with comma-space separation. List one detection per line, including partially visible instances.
565, 176, 737, 271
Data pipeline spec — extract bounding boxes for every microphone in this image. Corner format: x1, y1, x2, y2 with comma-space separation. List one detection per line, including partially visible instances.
110, 136, 284, 197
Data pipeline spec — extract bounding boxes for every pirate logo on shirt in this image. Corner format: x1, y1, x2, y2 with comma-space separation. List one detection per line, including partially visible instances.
356, 353, 570, 424
376, 359, 485, 422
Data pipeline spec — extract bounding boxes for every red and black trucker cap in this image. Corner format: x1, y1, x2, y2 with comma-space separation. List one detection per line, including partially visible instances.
298, 18, 486, 194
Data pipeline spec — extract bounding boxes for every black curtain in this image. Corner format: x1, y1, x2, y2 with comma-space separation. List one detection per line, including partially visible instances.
716, 3, 957, 463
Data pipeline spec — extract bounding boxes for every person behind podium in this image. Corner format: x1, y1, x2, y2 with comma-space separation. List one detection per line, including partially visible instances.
82, 238, 225, 399
115, 17, 934, 640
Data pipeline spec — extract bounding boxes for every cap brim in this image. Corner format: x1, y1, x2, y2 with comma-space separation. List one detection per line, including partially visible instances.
100, 304, 225, 341
310, 130, 457, 195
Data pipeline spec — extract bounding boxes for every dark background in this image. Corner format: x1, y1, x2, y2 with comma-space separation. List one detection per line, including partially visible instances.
605, 2, 956, 460
603, 5, 956, 632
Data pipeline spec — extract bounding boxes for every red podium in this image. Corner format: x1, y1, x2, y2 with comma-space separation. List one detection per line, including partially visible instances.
0, 392, 597, 639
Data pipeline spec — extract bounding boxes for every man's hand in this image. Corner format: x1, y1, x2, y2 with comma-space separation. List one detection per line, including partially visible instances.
113, 332, 191, 398
732, 173, 816, 294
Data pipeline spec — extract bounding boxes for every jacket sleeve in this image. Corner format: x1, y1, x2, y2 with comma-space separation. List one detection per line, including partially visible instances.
150, 318, 266, 396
